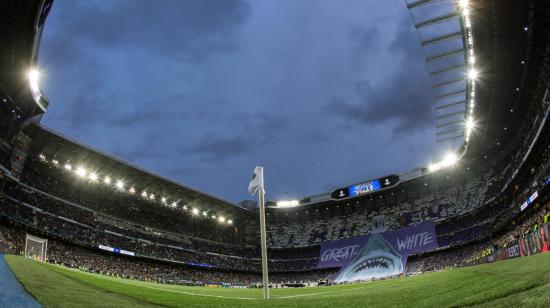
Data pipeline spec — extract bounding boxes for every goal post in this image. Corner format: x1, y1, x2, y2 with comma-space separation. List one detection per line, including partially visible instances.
25, 234, 48, 261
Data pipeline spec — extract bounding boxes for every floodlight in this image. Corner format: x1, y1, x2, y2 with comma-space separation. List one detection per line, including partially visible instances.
227, 219, 233, 225
52, 159, 59, 165
89, 172, 98, 181
149, 194, 155, 200
142, 191, 148, 198
211, 215, 217, 219
171, 202, 177, 207
129, 187, 135, 194
202, 211, 208, 217
467, 68, 478, 80
28, 69, 40, 94
192, 208, 199, 215
104, 176, 111, 184
428, 163, 440, 172
64, 163, 72, 170
441, 153, 458, 167
76, 167, 87, 177
276, 200, 300, 208
28, 69, 39, 83
465, 117, 475, 131
183, 205, 188, 210
115, 180, 124, 190
161, 197, 167, 203
218, 216, 226, 223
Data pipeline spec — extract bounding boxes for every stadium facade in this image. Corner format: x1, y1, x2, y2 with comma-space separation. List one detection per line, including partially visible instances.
1, 0, 550, 287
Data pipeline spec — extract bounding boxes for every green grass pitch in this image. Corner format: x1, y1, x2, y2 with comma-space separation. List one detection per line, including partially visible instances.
4, 253, 550, 307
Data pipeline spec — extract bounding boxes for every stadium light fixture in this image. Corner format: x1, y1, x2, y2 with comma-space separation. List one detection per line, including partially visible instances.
104, 176, 111, 185
89, 172, 98, 182
192, 208, 199, 215
218, 216, 226, 223
467, 69, 478, 80
149, 194, 155, 200
129, 187, 135, 194
64, 163, 72, 171
38, 154, 46, 161
202, 211, 208, 217
52, 159, 59, 165
161, 197, 167, 204
76, 166, 87, 178
465, 117, 475, 131
211, 215, 217, 219
441, 153, 458, 167
227, 219, 233, 225
276, 200, 300, 208
183, 205, 188, 210
428, 152, 459, 173
141, 191, 147, 198
171, 201, 177, 208
115, 180, 124, 191
28, 69, 42, 101
428, 163, 440, 173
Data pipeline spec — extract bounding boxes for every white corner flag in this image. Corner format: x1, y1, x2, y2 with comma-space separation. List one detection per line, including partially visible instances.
248, 166, 264, 195
248, 166, 269, 300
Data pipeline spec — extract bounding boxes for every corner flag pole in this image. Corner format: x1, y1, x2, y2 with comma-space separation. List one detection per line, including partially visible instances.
248, 166, 269, 300
259, 180, 269, 300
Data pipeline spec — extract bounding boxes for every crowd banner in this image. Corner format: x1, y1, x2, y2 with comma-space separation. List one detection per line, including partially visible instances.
317, 221, 438, 282
496, 222, 550, 261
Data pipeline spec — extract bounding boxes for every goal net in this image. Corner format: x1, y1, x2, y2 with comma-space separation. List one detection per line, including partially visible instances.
25, 234, 48, 261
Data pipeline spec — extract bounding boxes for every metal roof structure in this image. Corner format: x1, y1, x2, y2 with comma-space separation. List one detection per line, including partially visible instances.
406, 0, 475, 145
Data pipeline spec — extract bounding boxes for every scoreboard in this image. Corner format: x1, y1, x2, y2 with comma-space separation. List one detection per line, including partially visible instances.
331, 175, 399, 200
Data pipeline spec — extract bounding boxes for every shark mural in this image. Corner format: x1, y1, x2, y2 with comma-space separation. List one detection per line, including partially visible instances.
317, 221, 439, 282
335, 235, 404, 282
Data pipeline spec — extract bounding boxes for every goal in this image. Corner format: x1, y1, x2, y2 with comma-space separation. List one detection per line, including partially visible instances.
25, 234, 48, 261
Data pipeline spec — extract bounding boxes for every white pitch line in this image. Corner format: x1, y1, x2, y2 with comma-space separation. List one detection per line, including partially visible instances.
274, 285, 367, 299
48, 261, 370, 301
128, 283, 259, 301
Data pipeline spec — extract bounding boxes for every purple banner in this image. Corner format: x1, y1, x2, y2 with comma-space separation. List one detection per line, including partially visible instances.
317, 221, 438, 270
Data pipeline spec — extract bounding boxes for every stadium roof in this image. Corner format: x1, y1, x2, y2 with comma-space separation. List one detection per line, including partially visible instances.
0, 0, 252, 222
465, 0, 550, 162
0, 0, 51, 116
22, 123, 253, 220
270, 0, 550, 207
3, 0, 550, 221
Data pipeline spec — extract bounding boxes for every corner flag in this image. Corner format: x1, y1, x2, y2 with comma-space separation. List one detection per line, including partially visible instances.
248, 166, 264, 195
248, 166, 269, 300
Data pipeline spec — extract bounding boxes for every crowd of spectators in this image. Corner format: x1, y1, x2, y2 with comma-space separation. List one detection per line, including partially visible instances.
267, 175, 490, 247
406, 202, 550, 274
0, 219, 335, 286
21, 160, 236, 244
0, 88, 548, 286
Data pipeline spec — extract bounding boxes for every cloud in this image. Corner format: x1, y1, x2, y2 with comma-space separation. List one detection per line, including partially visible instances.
194, 135, 251, 160
191, 112, 287, 161
325, 14, 433, 137
47, 0, 251, 63
347, 25, 380, 69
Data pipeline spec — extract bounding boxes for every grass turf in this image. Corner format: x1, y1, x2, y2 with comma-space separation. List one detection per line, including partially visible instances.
4, 253, 550, 307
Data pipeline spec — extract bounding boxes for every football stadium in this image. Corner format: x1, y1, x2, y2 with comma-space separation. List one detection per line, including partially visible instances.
1, 0, 550, 307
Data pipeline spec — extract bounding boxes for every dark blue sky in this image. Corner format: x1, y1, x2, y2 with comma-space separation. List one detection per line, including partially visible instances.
37, 0, 450, 203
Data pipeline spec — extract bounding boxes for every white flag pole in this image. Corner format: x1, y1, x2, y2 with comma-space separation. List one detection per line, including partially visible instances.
258, 170, 269, 300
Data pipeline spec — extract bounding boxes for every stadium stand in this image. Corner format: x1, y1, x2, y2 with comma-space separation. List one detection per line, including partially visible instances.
1, 0, 550, 288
